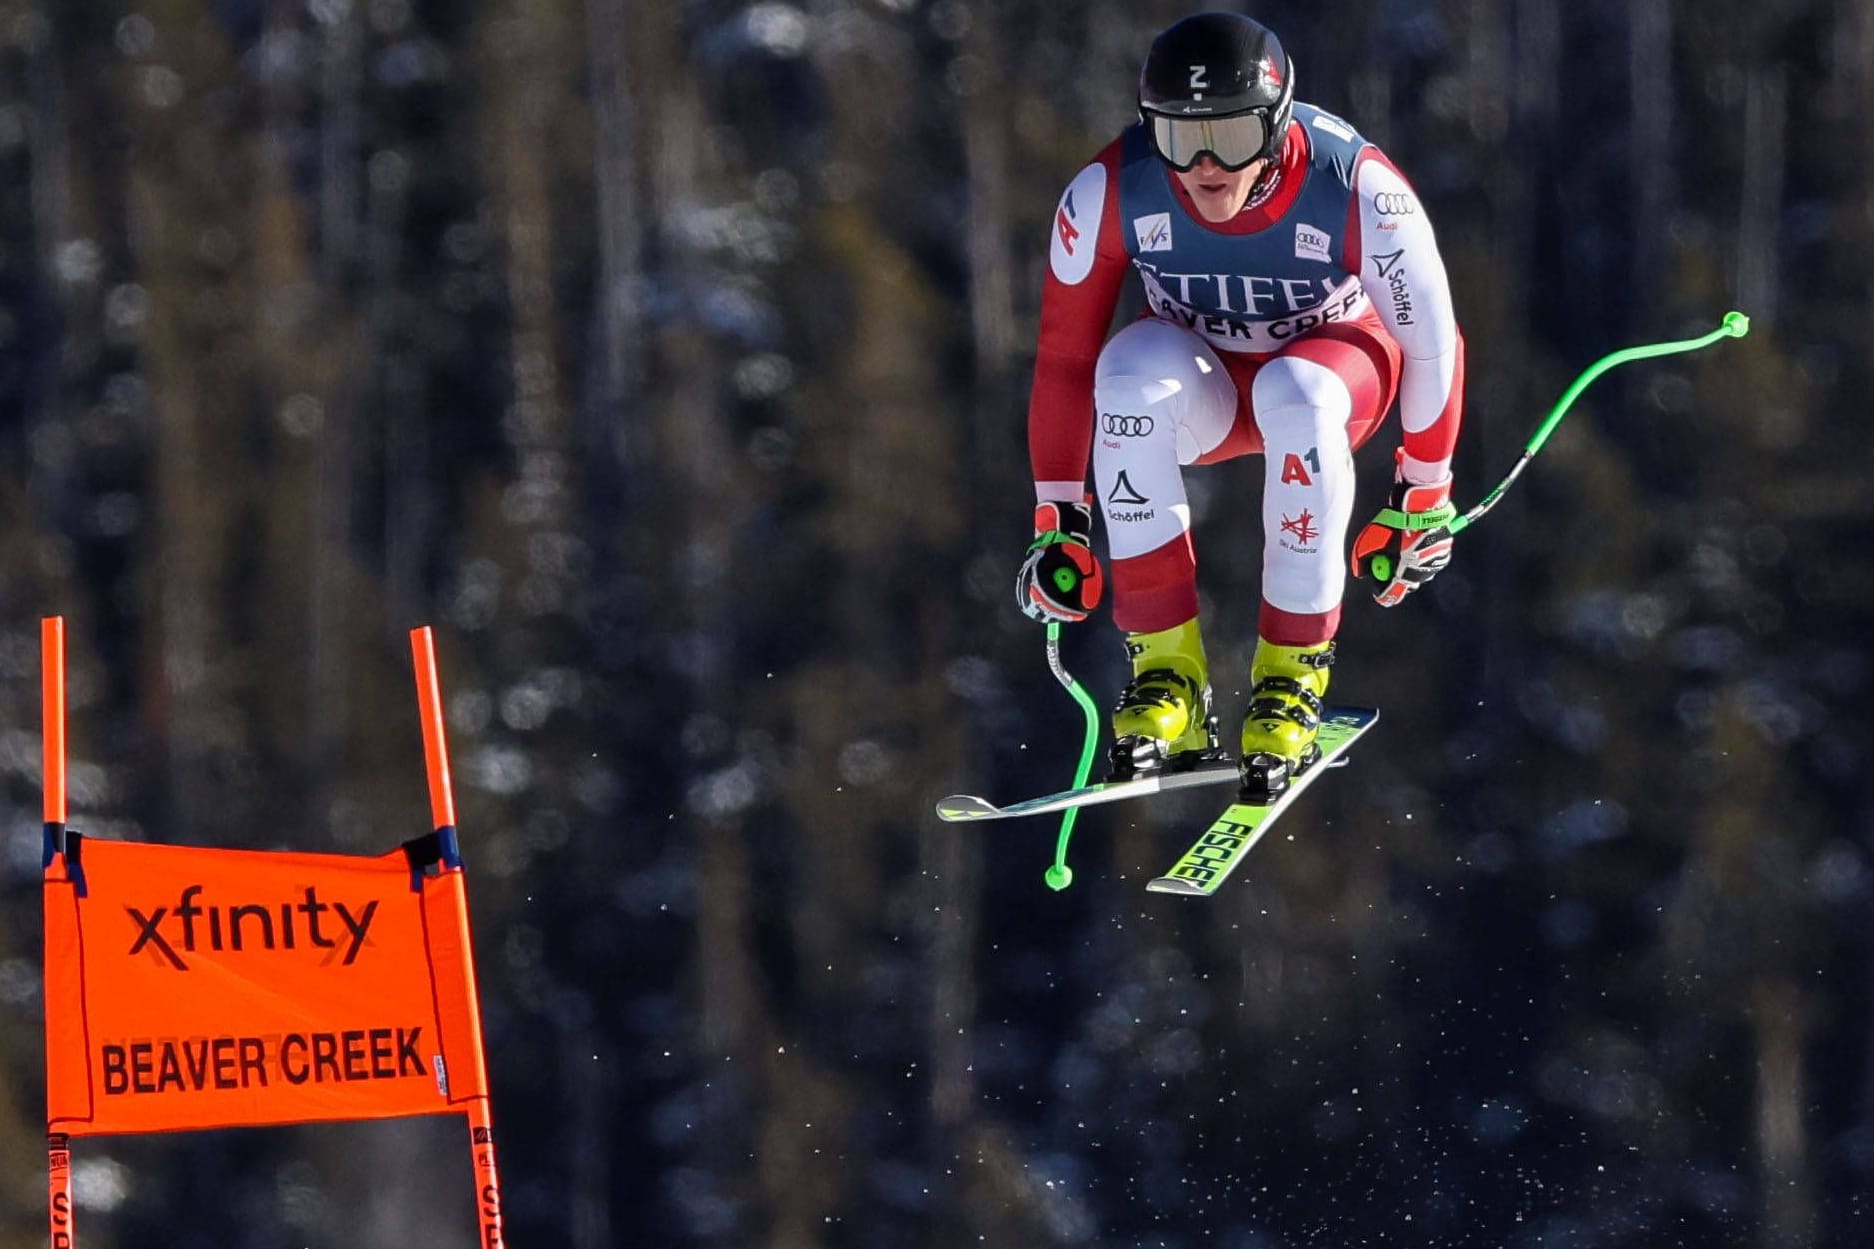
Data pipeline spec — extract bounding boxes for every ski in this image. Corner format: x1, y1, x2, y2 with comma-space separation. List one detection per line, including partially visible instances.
1146, 707, 1377, 896
936, 761, 1239, 823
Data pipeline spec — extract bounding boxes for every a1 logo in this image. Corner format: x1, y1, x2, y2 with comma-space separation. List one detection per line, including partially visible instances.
1280, 448, 1322, 485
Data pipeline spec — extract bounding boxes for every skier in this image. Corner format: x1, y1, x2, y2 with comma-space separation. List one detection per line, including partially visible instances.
1015, 12, 1465, 799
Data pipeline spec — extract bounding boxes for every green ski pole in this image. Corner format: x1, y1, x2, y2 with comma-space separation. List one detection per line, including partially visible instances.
1043, 621, 1101, 891
1448, 311, 1751, 537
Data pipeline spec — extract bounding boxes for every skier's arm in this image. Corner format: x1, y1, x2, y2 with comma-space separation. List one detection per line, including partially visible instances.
1343, 150, 1465, 486
1344, 150, 1464, 605
1029, 148, 1131, 503
1018, 148, 1130, 624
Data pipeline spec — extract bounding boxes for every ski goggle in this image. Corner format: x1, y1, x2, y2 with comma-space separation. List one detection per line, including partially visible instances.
1147, 111, 1272, 172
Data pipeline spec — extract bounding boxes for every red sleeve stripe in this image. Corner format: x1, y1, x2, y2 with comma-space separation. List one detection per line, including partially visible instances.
1400, 331, 1465, 471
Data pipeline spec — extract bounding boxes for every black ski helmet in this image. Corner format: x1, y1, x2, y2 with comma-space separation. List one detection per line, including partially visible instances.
1139, 13, 1294, 168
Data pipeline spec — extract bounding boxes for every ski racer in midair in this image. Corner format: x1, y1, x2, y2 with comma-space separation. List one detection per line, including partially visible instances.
1016, 12, 1466, 799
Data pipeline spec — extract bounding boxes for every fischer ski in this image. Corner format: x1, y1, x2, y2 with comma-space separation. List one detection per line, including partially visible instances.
1147, 707, 1377, 896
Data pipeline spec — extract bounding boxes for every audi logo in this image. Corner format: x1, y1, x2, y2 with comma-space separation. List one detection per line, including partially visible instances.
1373, 192, 1415, 215
1101, 413, 1156, 436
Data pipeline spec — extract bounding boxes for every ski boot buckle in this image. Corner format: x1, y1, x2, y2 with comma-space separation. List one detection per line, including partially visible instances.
1109, 716, 1226, 782
1237, 742, 1322, 806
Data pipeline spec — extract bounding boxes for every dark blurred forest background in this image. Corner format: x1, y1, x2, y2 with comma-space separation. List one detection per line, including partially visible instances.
1, 0, 1870, 1245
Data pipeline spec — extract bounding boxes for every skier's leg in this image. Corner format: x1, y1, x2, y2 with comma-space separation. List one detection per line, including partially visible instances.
1239, 328, 1397, 794
1252, 354, 1358, 645
1091, 319, 1238, 775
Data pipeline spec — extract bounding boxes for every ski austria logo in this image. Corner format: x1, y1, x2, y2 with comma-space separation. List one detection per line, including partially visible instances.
1294, 224, 1332, 263
1133, 212, 1173, 253
1050, 163, 1106, 286
1280, 509, 1320, 553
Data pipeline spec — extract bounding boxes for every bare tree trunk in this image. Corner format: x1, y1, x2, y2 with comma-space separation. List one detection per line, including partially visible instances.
487, 5, 573, 542
585, 0, 645, 432
1735, 67, 1785, 327
375, 157, 429, 633
313, 0, 365, 783
926, 822, 981, 1129
23, 0, 77, 525
628, 0, 751, 1054
563, 1019, 617, 1249
1627, 0, 1673, 305
1752, 981, 1814, 1249
1513, 0, 1560, 123
477, 3, 660, 1242
124, 5, 250, 840
927, 0, 1015, 1136
959, 2, 1016, 383
581, 0, 648, 665
1465, 0, 1509, 148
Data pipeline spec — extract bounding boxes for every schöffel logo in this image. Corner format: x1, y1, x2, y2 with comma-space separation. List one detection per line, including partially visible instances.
126, 885, 379, 971
1369, 250, 1414, 325
1107, 471, 1149, 506
1101, 413, 1155, 437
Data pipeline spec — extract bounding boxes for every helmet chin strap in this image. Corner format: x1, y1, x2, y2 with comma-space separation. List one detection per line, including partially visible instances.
1243, 154, 1284, 210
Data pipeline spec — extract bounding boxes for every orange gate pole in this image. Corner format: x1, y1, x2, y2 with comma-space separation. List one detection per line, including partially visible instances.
43, 618, 75, 1249
410, 627, 506, 1247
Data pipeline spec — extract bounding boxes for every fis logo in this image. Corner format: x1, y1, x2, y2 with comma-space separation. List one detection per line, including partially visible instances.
1133, 213, 1173, 253
126, 885, 379, 971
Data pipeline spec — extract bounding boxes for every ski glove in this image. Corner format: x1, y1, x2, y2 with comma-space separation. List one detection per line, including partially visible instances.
1017, 498, 1105, 623
1351, 473, 1457, 607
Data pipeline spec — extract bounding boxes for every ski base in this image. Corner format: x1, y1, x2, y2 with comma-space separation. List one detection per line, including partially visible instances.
936, 760, 1238, 823
1146, 707, 1378, 896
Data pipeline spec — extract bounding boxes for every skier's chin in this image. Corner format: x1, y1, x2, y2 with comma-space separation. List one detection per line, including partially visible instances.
1189, 190, 1242, 223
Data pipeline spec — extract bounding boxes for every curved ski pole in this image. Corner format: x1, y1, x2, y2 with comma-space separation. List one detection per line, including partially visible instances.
1044, 621, 1101, 891
1447, 310, 1750, 537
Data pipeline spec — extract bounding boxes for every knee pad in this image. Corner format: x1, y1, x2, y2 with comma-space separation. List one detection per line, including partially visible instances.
1250, 356, 1354, 443
1095, 320, 1237, 463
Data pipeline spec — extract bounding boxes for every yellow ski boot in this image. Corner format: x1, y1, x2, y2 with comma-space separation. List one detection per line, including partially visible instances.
1239, 637, 1335, 802
1109, 617, 1225, 779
